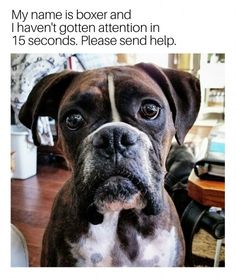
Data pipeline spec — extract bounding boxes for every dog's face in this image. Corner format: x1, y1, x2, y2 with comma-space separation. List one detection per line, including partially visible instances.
57, 67, 176, 220
19, 63, 201, 224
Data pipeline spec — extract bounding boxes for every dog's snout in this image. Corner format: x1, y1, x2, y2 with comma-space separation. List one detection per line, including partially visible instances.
92, 126, 138, 158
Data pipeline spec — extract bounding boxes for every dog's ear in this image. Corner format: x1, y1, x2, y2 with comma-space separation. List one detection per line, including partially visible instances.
19, 70, 80, 146
135, 63, 201, 144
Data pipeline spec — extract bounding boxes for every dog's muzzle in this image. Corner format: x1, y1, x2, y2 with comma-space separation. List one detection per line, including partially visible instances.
83, 124, 163, 225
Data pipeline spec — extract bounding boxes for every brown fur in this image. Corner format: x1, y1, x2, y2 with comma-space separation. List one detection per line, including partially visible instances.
19, 63, 201, 267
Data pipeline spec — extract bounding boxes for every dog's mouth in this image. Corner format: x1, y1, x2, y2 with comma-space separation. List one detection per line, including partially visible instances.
87, 174, 145, 225
86, 169, 163, 225
94, 176, 146, 212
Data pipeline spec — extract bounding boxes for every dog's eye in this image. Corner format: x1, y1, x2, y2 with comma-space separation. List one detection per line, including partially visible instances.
140, 102, 160, 120
65, 113, 84, 130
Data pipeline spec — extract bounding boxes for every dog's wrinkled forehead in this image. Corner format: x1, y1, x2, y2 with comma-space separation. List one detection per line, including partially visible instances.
60, 67, 168, 120
61, 70, 108, 104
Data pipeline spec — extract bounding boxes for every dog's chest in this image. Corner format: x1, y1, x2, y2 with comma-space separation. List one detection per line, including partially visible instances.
68, 212, 119, 266
68, 212, 178, 267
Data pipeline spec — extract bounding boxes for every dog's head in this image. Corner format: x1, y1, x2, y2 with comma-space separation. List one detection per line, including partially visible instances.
19, 63, 201, 224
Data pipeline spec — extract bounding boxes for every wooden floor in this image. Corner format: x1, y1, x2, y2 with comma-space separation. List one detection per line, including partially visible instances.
11, 158, 71, 267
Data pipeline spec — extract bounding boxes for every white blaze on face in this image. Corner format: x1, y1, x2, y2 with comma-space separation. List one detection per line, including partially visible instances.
108, 74, 121, 122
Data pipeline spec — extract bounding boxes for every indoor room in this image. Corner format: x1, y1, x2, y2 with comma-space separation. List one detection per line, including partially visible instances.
11, 53, 225, 267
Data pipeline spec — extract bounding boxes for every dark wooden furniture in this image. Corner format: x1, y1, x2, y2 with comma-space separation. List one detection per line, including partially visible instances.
188, 171, 224, 208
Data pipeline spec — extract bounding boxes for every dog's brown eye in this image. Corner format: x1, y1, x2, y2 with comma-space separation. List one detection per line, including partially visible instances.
140, 102, 160, 120
65, 113, 84, 130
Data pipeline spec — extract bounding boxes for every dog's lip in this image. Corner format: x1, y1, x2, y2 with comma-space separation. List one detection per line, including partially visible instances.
103, 175, 136, 185
96, 175, 140, 197
97, 170, 147, 193
94, 175, 147, 213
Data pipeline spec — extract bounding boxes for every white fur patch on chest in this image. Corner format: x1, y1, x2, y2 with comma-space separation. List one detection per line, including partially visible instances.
68, 214, 178, 267
136, 226, 177, 266
68, 212, 119, 266
108, 74, 121, 122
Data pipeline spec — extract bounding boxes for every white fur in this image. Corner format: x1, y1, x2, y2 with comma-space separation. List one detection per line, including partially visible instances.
68, 222, 178, 266
68, 212, 119, 266
136, 226, 177, 266
108, 74, 121, 122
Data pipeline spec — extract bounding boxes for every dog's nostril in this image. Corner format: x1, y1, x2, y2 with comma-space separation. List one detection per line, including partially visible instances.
120, 133, 137, 147
93, 134, 110, 149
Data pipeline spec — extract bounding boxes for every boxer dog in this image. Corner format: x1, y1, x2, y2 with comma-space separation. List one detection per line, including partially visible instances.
19, 63, 201, 266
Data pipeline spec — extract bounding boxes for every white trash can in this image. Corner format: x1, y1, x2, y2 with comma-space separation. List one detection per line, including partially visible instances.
11, 125, 37, 179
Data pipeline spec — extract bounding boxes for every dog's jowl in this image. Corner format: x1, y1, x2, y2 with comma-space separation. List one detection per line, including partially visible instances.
19, 63, 201, 266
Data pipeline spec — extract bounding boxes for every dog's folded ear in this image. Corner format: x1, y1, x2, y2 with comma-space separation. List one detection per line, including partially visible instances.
19, 70, 80, 146
135, 63, 201, 144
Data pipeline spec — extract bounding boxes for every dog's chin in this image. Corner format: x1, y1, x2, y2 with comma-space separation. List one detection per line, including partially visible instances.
86, 175, 162, 225
94, 176, 146, 213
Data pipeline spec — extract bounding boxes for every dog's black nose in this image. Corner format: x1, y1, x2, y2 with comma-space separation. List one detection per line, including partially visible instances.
92, 126, 138, 158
